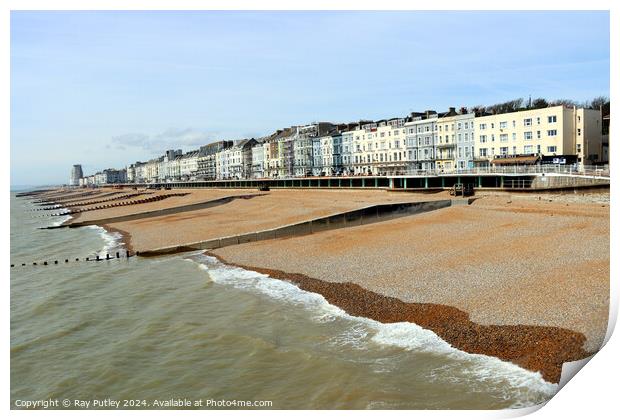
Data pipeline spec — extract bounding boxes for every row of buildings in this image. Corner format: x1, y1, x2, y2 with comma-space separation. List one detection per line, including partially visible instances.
78, 104, 608, 184
79, 168, 127, 186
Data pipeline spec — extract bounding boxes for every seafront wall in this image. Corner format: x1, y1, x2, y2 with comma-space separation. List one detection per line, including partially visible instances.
138, 198, 460, 256
114, 173, 609, 192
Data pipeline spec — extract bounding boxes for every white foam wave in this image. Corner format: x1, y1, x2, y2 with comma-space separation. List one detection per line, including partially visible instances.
187, 254, 559, 402
86, 225, 125, 256
50, 208, 72, 227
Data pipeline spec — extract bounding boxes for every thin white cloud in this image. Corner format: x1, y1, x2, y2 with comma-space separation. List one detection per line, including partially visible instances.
110, 128, 220, 155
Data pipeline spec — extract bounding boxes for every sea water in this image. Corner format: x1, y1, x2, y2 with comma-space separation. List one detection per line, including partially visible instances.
10, 192, 557, 409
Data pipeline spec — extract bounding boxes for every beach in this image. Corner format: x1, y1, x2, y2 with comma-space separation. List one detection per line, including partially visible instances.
36, 186, 610, 383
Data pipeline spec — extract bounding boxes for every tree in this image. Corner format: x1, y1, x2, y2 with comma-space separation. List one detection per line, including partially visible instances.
531, 98, 548, 109
549, 99, 578, 107
589, 96, 609, 110
468, 105, 486, 115
486, 98, 524, 115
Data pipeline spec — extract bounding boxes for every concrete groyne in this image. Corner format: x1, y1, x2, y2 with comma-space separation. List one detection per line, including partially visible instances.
60, 193, 265, 228
138, 198, 464, 256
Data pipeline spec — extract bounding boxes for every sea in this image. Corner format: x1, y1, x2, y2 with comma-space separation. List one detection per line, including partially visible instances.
10, 191, 558, 409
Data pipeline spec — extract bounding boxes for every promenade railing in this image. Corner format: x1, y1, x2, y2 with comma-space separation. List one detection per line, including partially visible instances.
377, 164, 609, 178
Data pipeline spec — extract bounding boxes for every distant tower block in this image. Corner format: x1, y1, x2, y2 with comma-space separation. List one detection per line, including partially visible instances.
70, 164, 83, 186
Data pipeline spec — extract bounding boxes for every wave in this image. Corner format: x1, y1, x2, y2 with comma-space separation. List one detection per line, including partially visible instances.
86, 225, 125, 256
187, 254, 558, 406
51, 208, 72, 227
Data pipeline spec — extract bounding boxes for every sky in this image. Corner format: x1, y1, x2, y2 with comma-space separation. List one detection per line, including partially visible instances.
10, 10, 610, 186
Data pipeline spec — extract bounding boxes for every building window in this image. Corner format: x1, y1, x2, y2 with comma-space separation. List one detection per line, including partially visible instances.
513, 146, 517, 154
479, 148, 488, 157
480, 135, 487, 143
547, 146, 557, 153
577, 128, 582, 136
577, 144, 582, 153
537, 131, 541, 139
500, 134, 508, 142
536, 117, 541, 125
548, 115, 557, 123
547, 130, 557, 136
499, 121, 507, 129
512, 133, 517, 141
479, 123, 487, 130
524, 131, 533, 140
524, 118, 532, 126
524, 145, 533, 154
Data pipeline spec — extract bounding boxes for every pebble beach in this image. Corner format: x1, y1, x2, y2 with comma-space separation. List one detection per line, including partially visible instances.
38, 186, 610, 383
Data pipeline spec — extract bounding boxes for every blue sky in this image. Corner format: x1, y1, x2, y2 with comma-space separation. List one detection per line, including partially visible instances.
10, 10, 609, 186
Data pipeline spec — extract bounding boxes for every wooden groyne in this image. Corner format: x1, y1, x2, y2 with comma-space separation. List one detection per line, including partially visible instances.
48, 192, 191, 216
45, 193, 265, 229
10, 250, 136, 269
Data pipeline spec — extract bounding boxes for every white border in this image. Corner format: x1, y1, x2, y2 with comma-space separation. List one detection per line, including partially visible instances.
4, 1, 616, 419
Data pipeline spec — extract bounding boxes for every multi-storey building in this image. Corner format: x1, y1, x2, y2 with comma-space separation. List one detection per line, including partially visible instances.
158, 149, 182, 181
312, 136, 323, 176
340, 126, 355, 175
319, 130, 344, 176
251, 140, 266, 178
215, 147, 233, 180
293, 122, 335, 177
196, 141, 233, 180
404, 111, 439, 171
277, 128, 297, 178
70, 164, 83, 186
472, 105, 603, 167
143, 158, 161, 183
435, 108, 476, 171
89, 168, 127, 185
179, 150, 200, 180
366, 118, 408, 175
126, 163, 136, 183
264, 128, 293, 178
294, 125, 315, 177
228, 138, 258, 179
351, 121, 378, 175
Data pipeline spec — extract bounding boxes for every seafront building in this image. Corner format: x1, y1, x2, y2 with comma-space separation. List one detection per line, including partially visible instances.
436, 109, 476, 171
472, 105, 603, 167
69, 164, 83, 186
251, 140, 266, 179
228, 139, 258, 179
404, 111, 439, 172
197, 141, 233, 180
77, 102, 607, 186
